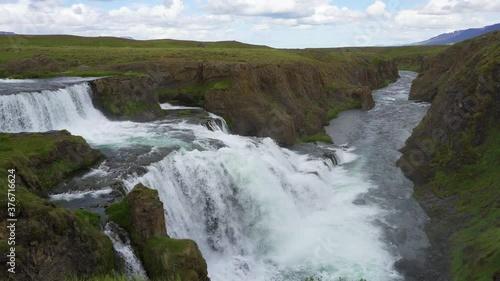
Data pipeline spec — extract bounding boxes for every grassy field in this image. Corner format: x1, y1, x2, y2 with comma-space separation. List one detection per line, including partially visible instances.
0, 34, 449, 78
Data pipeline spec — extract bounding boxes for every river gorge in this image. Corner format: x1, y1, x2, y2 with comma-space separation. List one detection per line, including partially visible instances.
0, 70, 434, 281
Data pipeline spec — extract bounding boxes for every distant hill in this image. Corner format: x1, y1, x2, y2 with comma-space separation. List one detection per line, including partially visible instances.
414, 23, 500, 45
0, 31, 15, 35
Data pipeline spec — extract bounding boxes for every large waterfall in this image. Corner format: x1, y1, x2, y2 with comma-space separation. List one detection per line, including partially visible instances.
125, 139, 399, 281
0, 81, 404, 281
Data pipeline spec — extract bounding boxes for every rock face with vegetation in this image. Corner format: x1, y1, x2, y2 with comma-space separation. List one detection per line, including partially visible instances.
91, 59, 398, 145
0, 131, 104, 196
0, 35, 404, 145
90, 75, 164, 122
0, 131, 114, 281
398, 31, 500, 281
106, 183, 210, 281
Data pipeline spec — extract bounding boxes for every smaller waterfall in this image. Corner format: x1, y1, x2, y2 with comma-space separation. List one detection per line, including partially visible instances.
104, 222, 148, 280
0, 83, 107, 133
207, 112, 230, 133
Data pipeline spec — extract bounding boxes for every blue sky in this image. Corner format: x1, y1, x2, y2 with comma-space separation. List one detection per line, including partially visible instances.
0, 0, 499, 47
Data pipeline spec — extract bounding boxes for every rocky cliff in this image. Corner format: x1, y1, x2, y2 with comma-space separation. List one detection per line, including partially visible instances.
398, 31, 500, 281
106, 183, 210, 281
90, 59, 398, 145
0, 131, 114, 281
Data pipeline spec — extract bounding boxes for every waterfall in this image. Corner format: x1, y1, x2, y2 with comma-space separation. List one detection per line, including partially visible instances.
159, 102, 230, 133
126, 137, 400, 281
1, 80, 402, 281
207, 112, 230, 133
104, 222, 148, 279
0, 83, 107, 133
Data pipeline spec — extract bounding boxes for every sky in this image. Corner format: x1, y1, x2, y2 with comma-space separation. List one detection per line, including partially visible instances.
0, 0, 499, 48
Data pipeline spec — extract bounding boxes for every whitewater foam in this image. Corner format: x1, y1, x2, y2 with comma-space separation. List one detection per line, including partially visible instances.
125, 136, 400, 281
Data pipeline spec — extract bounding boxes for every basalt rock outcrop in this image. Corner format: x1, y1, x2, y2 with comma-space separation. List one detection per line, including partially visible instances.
0, 131, 114, 281
90, 75, 164, 122
106, 183, 210, 281
91, 59, 398, 145
3, 130, 104, 196
398, 31, 500, 281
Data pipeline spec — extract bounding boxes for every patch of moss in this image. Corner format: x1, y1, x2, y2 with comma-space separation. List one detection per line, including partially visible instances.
105, 198, 132, 233
379, 78, 396, 88
142, 237, 207, 281
370, 57, 387, 67
222, 116, 233, 129
326, 99, 363, 120
0, 131, 103, 192
74, 210, 101, 228
429, 129, 500, 281
211, 79, 231, 89
65, 273, 146, 281
124, 100, 147, 117
179, 110, 192, 116
298, 132, 333, 144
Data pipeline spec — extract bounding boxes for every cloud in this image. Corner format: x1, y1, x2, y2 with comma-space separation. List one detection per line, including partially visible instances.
420, 0, 500, 15
366, 0, 391, 19
252, 23, 269, 31
0, 0, 499, 47
394, 9, 462, 29
204, 0, 365, 27
0, 0, 220, 40
302, 5, 364, 25
204, 0, 327, 18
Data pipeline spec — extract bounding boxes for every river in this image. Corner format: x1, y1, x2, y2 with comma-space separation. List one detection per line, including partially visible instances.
0, 71, 429, 281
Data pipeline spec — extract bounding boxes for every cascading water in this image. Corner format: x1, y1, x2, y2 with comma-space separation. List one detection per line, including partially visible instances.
125, 138, 400, 281
0, 83, 107, 133
0, 79, 412, 281
104, 222, 148, 280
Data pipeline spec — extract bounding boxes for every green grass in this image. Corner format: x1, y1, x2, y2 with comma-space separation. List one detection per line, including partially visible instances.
64, 272, 146, 281
0, 131, 103, 191
105, 198, 132, 233
429, 129, 500, 281
211, 79, 231, 89
298, 132, 333, 144
142, 236, 206, 281
74, 210, 101, 228
178, 110, 192, 116
326, 99, 363, 120
0, 34, 448, 78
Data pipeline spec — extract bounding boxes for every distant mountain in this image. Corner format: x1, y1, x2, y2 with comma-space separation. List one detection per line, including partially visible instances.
0, 31, 15, 35
414, 23, 500, 45
120, 36, 135, 40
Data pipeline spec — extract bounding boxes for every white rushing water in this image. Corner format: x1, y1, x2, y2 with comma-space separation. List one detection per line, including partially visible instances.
125, 138, 399, 281
0, 82, 401, 281
0, 83, 107, 133
104, 222, 148, 279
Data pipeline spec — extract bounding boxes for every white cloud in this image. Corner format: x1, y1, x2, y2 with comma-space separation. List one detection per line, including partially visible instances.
420, 0, 500, 15
253, 23, 269, 31
0, 0, 499, 47
0, 0, 232, 40
302, 5, 364, 25
394, 9, 462, 29
366, 0, 391, 19
204, 0, 329, 17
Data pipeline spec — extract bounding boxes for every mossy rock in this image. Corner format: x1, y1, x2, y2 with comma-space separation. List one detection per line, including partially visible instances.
0, 187, 115, 280
0, 131, 114, 280
143, 237, 209, 281
106, 183, 166, 250
105, 184, 210, 281
0, 131, 104, 194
